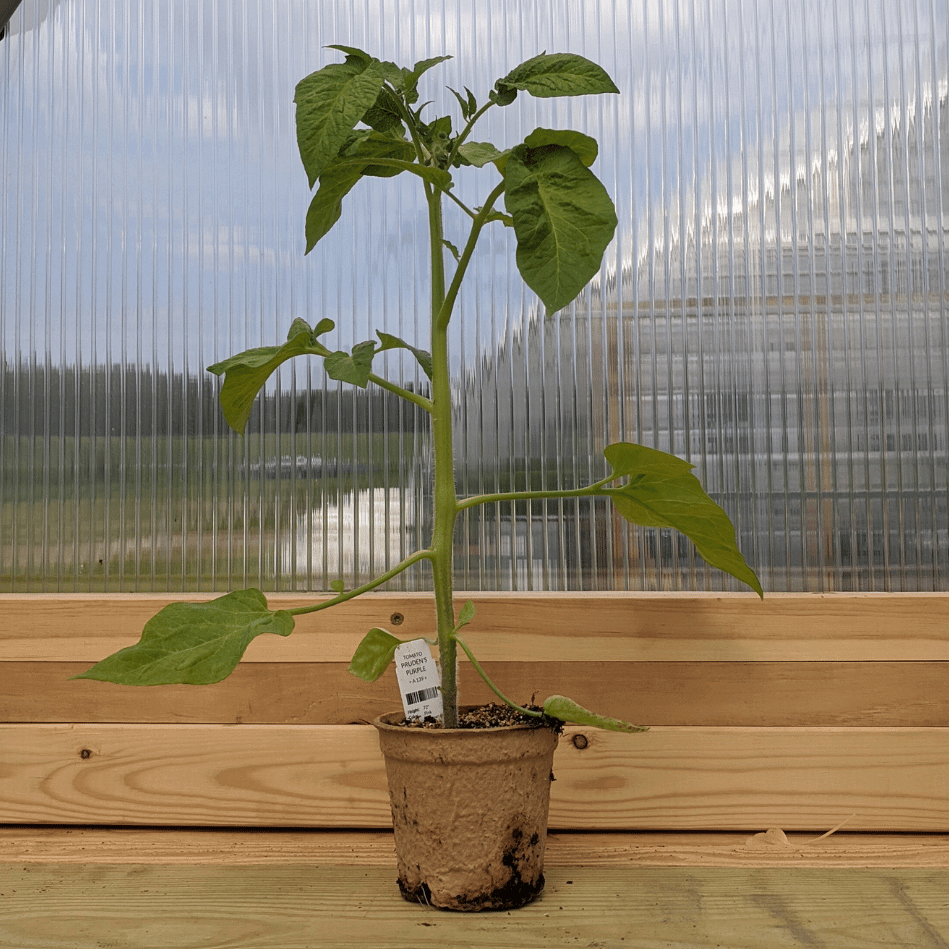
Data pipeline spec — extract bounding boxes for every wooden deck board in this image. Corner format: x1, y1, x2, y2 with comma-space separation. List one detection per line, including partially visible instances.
1, 862, 946, 948
3, 827, 949, 868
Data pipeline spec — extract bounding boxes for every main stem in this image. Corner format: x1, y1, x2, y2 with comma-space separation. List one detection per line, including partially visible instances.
427, 188, 460, 728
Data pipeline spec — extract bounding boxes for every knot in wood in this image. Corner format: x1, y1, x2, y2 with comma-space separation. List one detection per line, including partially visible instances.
571, 734, 589, 750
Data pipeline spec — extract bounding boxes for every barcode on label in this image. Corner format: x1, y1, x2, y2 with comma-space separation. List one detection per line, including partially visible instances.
404, 686, 440, 706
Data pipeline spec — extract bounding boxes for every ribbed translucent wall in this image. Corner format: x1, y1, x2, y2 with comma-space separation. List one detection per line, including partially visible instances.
1, 0, 946, 593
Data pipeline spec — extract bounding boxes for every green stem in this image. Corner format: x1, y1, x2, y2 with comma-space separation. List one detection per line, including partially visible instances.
286, 549, 432, 617
436, 181, 506, 331
457, 475, 620, 511
452, 633, 542, 718
426, 188, 462, 728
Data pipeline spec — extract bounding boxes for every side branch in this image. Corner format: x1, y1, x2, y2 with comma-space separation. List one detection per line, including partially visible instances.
435, 180, 507, 331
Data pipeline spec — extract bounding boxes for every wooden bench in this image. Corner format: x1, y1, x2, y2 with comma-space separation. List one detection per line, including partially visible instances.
2, 592, 948, 946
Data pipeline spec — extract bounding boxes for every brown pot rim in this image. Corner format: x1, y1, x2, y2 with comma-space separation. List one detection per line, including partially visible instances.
373, 708, 556, 736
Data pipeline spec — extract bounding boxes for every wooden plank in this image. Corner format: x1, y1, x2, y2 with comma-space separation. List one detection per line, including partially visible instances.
4, 660, 948, 727
1, 865, 947, 948
1, 723, 947, 831
3, 827, 949, 868
540, 831, 949, 868
3, 592, 948, 662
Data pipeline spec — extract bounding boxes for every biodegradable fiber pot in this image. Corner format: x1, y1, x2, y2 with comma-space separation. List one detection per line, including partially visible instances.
374, 710, 560, 911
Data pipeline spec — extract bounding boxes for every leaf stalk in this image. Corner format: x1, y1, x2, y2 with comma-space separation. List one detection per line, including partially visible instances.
367, 371, 433, 412
451, 633, 542, 718
287, 549, 433, 617
456, 474, 619, 511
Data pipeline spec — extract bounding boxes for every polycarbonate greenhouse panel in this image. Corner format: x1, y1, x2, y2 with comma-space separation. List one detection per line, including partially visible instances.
0, 0, 946, 593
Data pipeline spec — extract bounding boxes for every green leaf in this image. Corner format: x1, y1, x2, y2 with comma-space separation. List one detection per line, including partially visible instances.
72, 590, 294, 686
325, 44, 374, 66
360, 87, 405, 134
324, 339, 377, 388
375, 331, 434, 380
402, 55, 452, 104
449, 87, 470, 119
523, 128, 598, 167
604, 442, 694, 484
504, 143, 617, 312
463, 86, 478, 116
348, 627, 404, 682
378, 60, 406, 87
489, 82, 518, 107
499, 53, 620, 98
481, 208, 514, 227
442, 238, 461, 262
305, 165, 363, 252
602, 442, 764, 597
448, 86, 478, 120
305, 135, 415, 251
295, 57, 385, 187
458, 599, 476, 627
542, 695, 648, 733
329, 579, 345, 593
312, 317, 336, 336
457, 142, 506, 168
207, 320, 334, 432
411, 55, 453, 78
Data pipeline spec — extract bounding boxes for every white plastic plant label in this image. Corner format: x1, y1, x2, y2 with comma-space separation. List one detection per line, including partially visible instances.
394, 639, 443, 722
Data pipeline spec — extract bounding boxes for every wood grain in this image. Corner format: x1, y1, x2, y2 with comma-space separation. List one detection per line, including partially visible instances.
4, 660, 948, 726
3, 594, 947, 840
3, 827, 948, 868
3, 592, 948, 662
2, 723, 947, 831
1, 864, 947, 948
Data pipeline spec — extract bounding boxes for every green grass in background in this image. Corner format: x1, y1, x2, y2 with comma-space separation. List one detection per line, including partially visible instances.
0, 433, 423, 592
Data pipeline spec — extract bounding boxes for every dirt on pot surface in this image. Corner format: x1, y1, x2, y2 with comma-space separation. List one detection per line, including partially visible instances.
396, 703, 562, 730
398, 823, 546, 911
